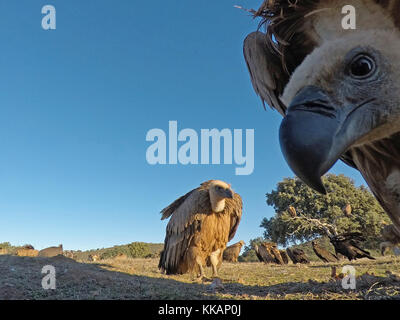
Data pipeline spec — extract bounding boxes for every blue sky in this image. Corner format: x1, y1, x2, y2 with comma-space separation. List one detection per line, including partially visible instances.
0, 0, 365, 250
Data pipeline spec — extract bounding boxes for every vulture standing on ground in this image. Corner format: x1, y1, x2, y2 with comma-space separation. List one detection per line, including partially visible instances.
223, 240, 245, 262
312, 241, 339, 262
330, 233, 375, 260
255, 242, 285, 264
254, 244, 267, 262
280, 250, 289, 264
286, 248, 310, 264
254, 243, 275, 263
244, 0, 400, 242
380, 224, 400, 255
158, 180, 242, 278
267, 242, 285, 264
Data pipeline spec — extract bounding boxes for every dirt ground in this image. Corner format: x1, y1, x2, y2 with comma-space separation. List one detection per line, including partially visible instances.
0, 254, 399, 300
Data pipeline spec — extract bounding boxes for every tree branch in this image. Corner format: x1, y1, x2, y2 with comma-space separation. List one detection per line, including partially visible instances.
288, 211, 338, 238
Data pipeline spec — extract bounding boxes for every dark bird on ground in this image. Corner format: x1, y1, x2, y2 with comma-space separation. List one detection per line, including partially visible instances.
158, 180, 242, 278
330, 234, 375, 261
243, 0, 400, 241
286, 248, 310, 264
223, 240, 245, 262
279, 250, 289, 264
254, 244, 265, 263
312, 241, 339, 263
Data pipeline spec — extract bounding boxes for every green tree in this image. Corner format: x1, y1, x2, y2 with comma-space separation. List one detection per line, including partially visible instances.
0, 242, 11, 249
127, 242, 151, 258
262, 174, 390, 247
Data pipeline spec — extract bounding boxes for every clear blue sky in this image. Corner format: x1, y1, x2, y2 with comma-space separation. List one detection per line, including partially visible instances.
0, 0, 365, 250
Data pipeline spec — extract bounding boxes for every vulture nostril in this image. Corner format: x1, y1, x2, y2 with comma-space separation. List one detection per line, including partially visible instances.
289, 102, 336, 118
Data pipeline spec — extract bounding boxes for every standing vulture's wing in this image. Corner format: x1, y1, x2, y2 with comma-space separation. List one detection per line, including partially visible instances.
159, 185, 211, 274
243, 31, 288, 116
226, 193, 243, 242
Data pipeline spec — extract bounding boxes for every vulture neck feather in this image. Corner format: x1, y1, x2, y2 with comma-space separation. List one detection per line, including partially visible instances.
209, 193, 226, 213
349, 133, 400, 237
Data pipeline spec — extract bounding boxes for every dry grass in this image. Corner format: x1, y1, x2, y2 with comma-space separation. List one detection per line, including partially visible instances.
1, 254, 399, 300
16, 249, 39, 257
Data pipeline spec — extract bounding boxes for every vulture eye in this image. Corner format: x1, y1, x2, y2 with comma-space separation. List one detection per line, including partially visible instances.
348, 54, 376, 79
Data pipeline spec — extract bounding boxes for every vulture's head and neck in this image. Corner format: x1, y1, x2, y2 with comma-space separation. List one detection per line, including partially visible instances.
209, 180, 234, 212
279, 29, 400, 230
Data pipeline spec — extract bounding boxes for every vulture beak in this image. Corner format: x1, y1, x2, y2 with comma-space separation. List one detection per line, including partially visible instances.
279, 86, 376, 194
225, 189, 234, 199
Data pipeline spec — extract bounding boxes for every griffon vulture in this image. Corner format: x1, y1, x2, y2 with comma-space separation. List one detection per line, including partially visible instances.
342, 204, 352, 217
266, 242, 285, 264
254, 242, 285, 264
223, 240, 245, 262
254, 243, 275, 263
380, 224, 400, 255
288, 206, 297, 218
158, 180, 242, 278
244, 0, 400, 242
311, 241, 339, 263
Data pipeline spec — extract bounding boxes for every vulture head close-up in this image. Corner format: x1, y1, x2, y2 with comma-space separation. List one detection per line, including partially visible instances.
244, 0, 400, 239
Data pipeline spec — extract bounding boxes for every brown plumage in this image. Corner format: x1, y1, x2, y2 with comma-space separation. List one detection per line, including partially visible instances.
280, 250, 289, 264
244, 0, 400, 239
380, 224, 400, 255
158, 180, 242, 277
223, 240, 245, 262
312, 241, 339, 263
286, 248, 310, 264
254, 242, 285, 264
254, 244, 267, 262
254, 243, 275, 263
265, 242, 285, 264
38, 244, 63, 257
342, 204, 352, 217
330, 234, 375, 261
288, 206, 297, 217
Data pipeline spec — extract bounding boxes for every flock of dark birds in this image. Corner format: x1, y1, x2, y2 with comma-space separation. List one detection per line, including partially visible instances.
253, 232, 375, 266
